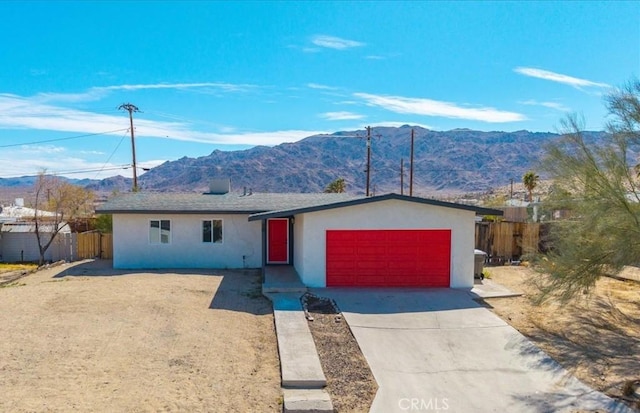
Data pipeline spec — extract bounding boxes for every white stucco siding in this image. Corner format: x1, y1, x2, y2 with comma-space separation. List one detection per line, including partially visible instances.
112, 213, 262, 269
293, 199, 476, 288
292, 214, 306, 277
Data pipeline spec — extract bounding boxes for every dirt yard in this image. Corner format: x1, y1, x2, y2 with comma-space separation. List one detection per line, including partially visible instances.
0, 260, 281, 412
484, 265, 640, 408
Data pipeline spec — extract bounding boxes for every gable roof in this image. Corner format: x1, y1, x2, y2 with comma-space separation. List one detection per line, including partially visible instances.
248, 193, 503, 221
97, 192, 503, 218
96, 192, 360, 215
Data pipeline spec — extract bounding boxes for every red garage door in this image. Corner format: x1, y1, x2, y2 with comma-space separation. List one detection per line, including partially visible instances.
326, 229, 451, 287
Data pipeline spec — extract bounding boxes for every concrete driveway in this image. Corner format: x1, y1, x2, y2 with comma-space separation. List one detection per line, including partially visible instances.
315, 288, 632, 413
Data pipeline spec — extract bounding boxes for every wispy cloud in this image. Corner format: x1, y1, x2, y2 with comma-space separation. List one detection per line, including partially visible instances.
514, 67, 609, 89
320, 111, 365, 121
354, 92, 526, 123
0, 94, 324, 147
519, 99, 570, 112
35, 82, 257, 103
79, 149, 106, 155
0, 148, 127, 179
307, 83, 338, 91
365, 55, 385, 60
15, 144, 66, 154
311, 35, 364, 50
0, 140, 170, 179
101, 82, 254, 92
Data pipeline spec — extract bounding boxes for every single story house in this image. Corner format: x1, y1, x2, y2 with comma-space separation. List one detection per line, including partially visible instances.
97, 185, 502, 289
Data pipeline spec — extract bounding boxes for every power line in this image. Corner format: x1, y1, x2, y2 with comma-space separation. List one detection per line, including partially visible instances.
0, 165, 131, 179
51, 165, 131, 175
0, 128, 129, 148
93, 129, 129, 180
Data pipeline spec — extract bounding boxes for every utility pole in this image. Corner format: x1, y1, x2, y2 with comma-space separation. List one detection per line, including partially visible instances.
365, 126, 372, 197
119, 103, 140, 192
510, 178, 514, 199
400, 158, 404, 195
409, 128, 415, 196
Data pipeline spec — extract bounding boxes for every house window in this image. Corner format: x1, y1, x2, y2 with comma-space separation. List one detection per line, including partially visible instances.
202, 219, 223, 243
150, 220, 171, 244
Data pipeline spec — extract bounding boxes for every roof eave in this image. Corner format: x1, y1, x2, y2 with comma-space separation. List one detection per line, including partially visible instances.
248, 193, 503, 221
97, 209, 268, 215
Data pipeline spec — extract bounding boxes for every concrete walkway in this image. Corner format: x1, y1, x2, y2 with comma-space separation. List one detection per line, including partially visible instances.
263, 266, 307, 294
470, 278, 523, 299
316, 288, 633, 413
270, 293, 326, 388
264, 266, 333, 412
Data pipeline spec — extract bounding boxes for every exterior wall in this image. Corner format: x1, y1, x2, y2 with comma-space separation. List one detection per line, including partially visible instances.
292, 214, 306, 278
112, 213, 262, 269
293, 199, 476, 288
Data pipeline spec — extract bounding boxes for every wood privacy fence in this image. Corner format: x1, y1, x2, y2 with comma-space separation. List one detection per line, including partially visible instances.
76, 231, 113, 259
475, 222, 542, 261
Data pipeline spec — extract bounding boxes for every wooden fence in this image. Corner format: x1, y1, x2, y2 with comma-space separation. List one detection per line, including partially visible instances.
76, 232, 112, 259
475, 222, 542, 261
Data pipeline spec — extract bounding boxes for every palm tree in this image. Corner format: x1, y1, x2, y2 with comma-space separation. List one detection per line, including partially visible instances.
523, 171, 539, 202
324, 178, 346, 193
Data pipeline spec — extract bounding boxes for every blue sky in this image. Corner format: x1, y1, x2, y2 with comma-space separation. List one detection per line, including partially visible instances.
1, 1, 638, 179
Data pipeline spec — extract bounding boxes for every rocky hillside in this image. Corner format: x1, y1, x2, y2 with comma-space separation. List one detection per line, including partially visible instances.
125, 126, 601, 195
2, 126, 608, 196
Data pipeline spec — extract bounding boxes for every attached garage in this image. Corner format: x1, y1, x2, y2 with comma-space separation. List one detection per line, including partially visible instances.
249, 193, 503, 289
326, 229, 451, 287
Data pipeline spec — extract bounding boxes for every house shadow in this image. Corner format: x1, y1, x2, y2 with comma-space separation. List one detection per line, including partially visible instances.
208, 269, 273, 316
53, 259, 225, 278
54, 259, 128, 277
311, 287, 485, 314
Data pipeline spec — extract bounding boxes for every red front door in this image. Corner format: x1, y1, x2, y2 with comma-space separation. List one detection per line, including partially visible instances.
267, 219, 289, 263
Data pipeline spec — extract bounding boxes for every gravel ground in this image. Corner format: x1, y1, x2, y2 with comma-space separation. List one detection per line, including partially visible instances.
0, 260, 281, 412
304, 293, 378, 413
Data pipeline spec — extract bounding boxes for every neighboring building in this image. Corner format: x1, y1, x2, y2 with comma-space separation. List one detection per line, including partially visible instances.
0, 199, 69, 263
98, 185, 502, 289
0, 198, 58, 223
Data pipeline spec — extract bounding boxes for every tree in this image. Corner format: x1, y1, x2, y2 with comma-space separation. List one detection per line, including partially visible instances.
95, 214, 113, 233
324, 178, 346, 193
539, 79, 640, 300
522, 171, 539, 202
32, 172, 94, 266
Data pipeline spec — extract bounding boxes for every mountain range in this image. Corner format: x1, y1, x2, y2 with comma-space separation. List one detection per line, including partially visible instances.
1, 126, 608, 197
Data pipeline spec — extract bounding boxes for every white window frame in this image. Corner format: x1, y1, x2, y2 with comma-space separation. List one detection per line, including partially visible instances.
149, 219, 171, 244
202, 219, 223, 244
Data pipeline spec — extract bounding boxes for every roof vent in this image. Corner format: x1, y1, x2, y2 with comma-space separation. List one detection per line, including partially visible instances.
208, 178, 231, 195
